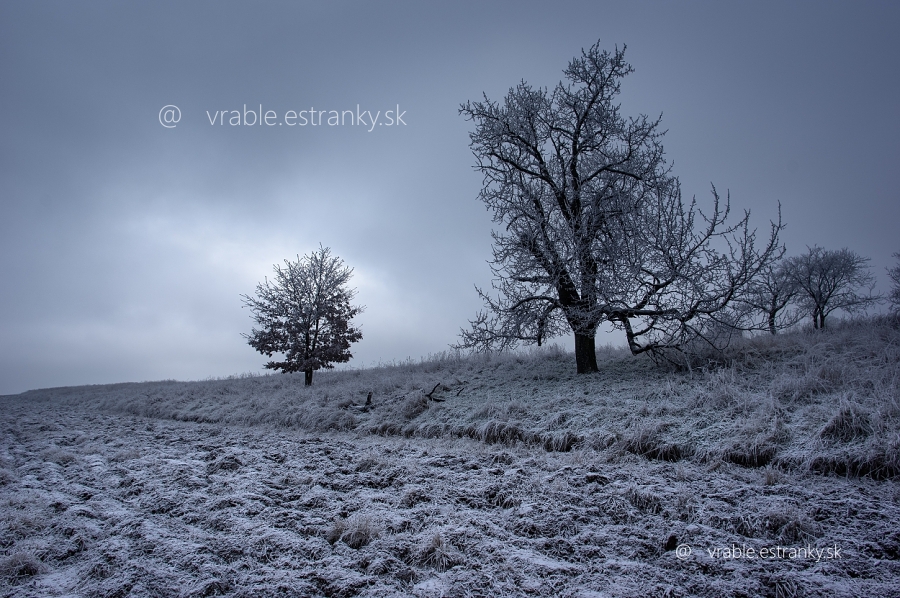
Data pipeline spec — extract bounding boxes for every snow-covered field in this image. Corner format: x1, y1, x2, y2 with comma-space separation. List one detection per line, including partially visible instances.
3, 319, 900, 597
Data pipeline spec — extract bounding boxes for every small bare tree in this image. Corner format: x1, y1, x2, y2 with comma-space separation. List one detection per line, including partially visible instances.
784, 246, 880, 329
456, 41, 782, 371
888, 252, 900, 313
242, 246, 363, 385
737, 260, 802, 335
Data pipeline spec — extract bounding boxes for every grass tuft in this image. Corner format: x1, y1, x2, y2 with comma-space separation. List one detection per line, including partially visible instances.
327, 514, 380, 549
415, 531, 460, 572
0, 552, 45, 579
820, 403, 873, 442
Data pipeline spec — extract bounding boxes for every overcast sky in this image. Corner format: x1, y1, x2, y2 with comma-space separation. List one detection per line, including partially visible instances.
2, 1, 898, 395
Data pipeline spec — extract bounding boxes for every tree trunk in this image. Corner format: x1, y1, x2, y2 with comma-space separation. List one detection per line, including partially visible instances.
536, 316, 545, 347
768, 311, 777, 335
304, 369, 313, 386
818, 312, 826, 329
574, 333, 599, 374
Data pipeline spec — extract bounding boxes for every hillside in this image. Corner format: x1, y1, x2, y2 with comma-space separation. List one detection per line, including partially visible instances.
2, 318, 899, 596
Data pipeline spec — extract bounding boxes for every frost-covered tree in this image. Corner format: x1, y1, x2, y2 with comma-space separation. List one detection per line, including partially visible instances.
785, 246, 880, 329
456, 41, 782, 372
888, 252, 900, 313
242, 246, 363, 385
738, 260, 802, 335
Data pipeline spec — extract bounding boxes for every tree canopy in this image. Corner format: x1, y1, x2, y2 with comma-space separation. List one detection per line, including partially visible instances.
456, 41, 782, 371
242, 246, 363, 385
785, 246, 880, 329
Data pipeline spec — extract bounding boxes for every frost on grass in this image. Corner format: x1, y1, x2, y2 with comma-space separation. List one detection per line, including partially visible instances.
1, 317, 900, 596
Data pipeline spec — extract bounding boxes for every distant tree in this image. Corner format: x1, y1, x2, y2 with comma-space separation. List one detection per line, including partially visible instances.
455, 41, 782, 371
784, 246, 880, 329
888, 252, 900, 312
738, 260, 802, 335
242, 246, 363, 385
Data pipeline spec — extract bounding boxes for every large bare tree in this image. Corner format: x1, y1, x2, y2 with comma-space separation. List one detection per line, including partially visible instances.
242, 246, 363, 385
456, 42, 782, 372
785, 246, 880, 329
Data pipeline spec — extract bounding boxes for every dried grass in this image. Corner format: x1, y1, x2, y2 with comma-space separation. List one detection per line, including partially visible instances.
415, 531, 460, 572
327, 514, 381, 549
0, 552, 45, 580
11, 317, 900, 484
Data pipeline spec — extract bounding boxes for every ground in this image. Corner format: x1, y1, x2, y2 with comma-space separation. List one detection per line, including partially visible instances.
2, 320, 900, 597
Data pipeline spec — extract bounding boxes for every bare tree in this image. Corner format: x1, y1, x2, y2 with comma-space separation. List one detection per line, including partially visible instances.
456, 41, 782, 372
242, 246, 363, 385
785, 246, 880, 329
887, 252, 900, 313
738, 260, 802, 335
